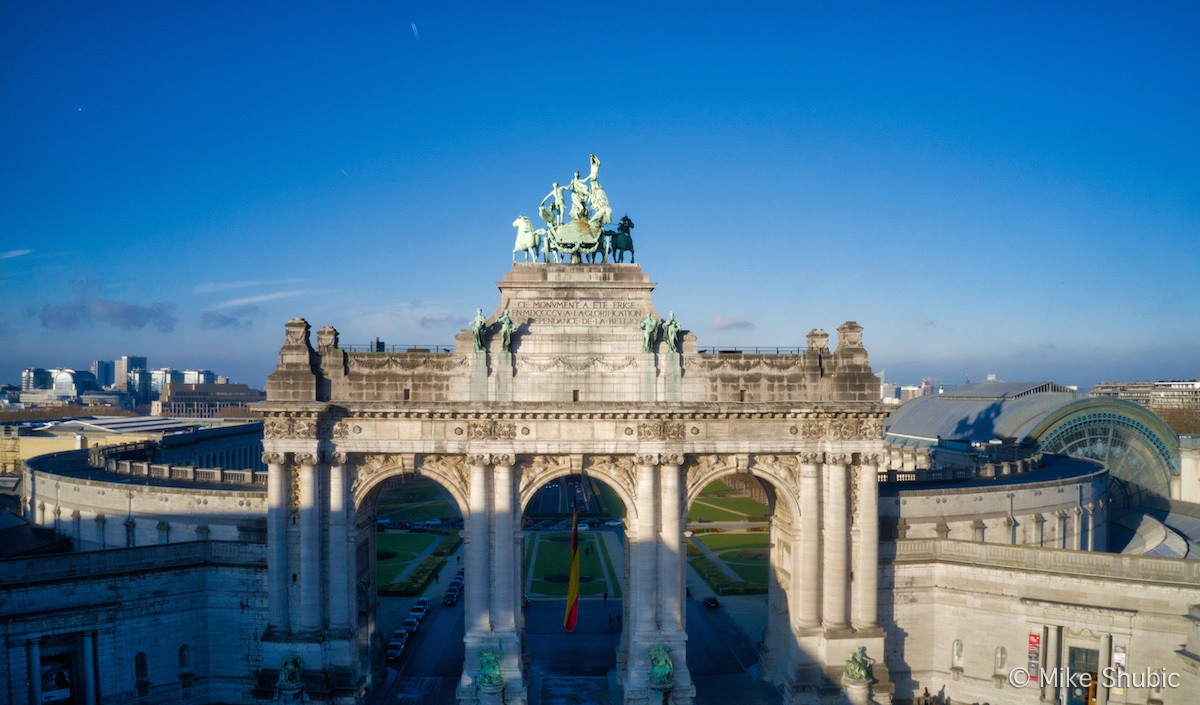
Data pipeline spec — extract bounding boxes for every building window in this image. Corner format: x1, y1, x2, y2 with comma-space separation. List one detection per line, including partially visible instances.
135, 652, 150, 695
179, 645, 193, 687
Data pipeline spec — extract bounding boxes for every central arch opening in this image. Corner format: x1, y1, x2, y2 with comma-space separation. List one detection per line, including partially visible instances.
684, 470, 790, 704
521, 471, 628, 702
363, 474, 466, 705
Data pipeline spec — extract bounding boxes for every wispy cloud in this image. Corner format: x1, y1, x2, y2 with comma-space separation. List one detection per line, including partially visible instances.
193, 281, 262, 294
29, 279, 177, 332
711, 315, 755, 331
0, 249, 32, 260
215, 290, 313, 309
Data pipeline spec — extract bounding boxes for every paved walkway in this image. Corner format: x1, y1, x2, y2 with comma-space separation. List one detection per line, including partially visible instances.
388, 532, 444, 584
688, 534, 742, 581
684, 535, 768, 649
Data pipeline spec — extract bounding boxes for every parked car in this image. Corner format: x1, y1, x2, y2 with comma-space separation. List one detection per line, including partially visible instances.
703, 597, 720, 609
398, 617, 419, 637
576, 524, 590, 531
604, 519, 623, 527
409, 604, 428, 622
391, 630, 409, 644
385, 643, 404, 662
442, 590, 459, 606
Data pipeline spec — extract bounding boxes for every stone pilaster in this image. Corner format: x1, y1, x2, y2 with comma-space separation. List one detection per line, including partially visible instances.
327, 452, 351, 633
658, 461, 684, 632
28, 639, 42, 705
823, 455, 849, 631
797, 454, 822, 629
297, 452, 322, 636
81, 632, 96, 705
852, 456, 880, 631
467, 456, 492, 634
265, 452, 290, 634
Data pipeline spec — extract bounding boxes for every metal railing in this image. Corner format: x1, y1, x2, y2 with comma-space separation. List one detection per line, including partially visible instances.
341, 344, 453, 353
696, 347, 805, 355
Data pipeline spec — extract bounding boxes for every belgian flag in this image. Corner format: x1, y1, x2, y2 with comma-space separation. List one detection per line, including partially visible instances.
563, 504, 581, 632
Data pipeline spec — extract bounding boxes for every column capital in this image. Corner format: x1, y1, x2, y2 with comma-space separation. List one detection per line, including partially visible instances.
262, 451, 285, 465
635, 453, 661, 466
659, 452, 683, 467
492, 453, 515, 467
826, 452, 851, 466
800, 452, 824, 465
466, 453, 492, 467
327, 451, 348, 466
294, 452, 318, 467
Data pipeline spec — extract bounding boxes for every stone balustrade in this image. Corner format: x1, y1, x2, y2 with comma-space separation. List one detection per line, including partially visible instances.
105, 459, 266, 486
886, 538, 1200, 585
0, 540, 266, 587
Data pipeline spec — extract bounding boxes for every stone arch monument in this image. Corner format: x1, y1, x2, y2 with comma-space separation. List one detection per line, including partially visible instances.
258, 159, 889, 705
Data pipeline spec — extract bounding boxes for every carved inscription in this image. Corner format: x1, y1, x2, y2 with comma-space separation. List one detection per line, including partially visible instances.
509, 299, 644, 326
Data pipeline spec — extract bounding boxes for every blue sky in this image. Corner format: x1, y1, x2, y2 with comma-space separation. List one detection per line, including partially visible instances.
2, 2, 1197, 391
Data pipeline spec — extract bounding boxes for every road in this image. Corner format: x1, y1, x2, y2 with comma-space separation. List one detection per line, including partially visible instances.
370, 595, 779, 705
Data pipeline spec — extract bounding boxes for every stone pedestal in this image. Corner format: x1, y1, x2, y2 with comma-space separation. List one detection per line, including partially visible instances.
477, 683, 505, 705
843, 678, 871, 705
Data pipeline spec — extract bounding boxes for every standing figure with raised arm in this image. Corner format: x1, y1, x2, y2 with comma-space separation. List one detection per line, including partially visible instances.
567, 170, 590, 221
542, 182, 566, 225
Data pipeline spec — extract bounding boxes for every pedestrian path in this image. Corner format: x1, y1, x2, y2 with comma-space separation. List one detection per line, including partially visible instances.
687, 534, 742, 581
388, 532, 444, 584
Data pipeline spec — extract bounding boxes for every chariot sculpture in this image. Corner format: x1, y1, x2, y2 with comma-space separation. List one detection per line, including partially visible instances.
511, 154, 635, 264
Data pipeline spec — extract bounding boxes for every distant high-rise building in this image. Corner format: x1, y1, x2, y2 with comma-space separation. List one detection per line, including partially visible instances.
183, 369, 216, 385
114, 355, 148, 392
21, 368, 53, 391
90, 360, 115, 387
127, 369, 153, 404
150, 368, 184, 397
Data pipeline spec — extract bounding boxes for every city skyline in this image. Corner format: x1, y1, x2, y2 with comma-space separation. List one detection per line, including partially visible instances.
3, 3, 1198, 391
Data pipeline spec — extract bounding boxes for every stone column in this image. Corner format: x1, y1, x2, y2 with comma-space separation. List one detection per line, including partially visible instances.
1041, 625, 1059, 704
797, 454, 822, 629
852, 456, 880, 630
1096, 632, 1112, 705
28, 639, 42, 705
467, 456, 492, 634
1072, 506, 1083, 550
634, 455, 659, 632
492, 459, 516, 632
265, 452, 290, 633
658, 461, 684, 632
327, 452, 351, 633
81, 631, 96, 705
1086, 503, 1096, 551
297, 452, 323, 635
822, 455, 849, 631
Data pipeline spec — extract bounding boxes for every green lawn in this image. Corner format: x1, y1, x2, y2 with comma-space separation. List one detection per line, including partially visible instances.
695, 532, 770, 590
696, 532, 770, 551
526, 532, 613, 597
377, 477, 462, 521
698, 480, 734, 496
592, 481, 626, 518
704, 497, 769, 516
377, 532, 439, 553
687, 502, 746, 522
375, 532, 438, 584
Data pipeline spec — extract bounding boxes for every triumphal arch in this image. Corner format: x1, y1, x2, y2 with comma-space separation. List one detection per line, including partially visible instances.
258, 157, 890, 705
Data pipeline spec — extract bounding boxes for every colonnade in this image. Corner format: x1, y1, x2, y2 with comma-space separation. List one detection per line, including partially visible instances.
261, 449, 885, 705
